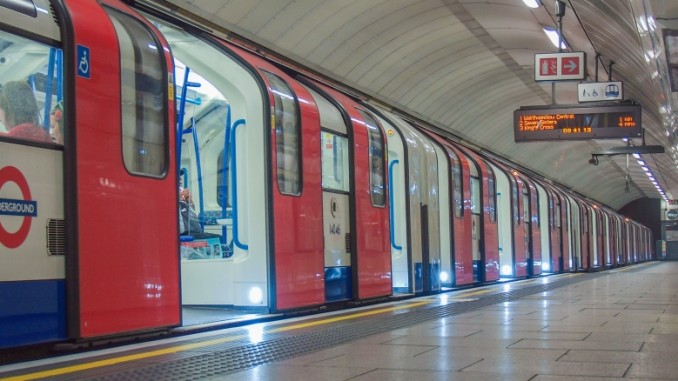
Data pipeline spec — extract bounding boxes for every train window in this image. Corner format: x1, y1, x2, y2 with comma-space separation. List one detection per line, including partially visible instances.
321, 131, 350, 192
555, 200, 561, 228
105, 7, 167, 177
511, 179, 519, 226
0, 30, 61, 145
533, 187, 539, 228
487, 167, 496, 223
261, 71, 301, 196
358, 109, 386, 207
522, 188, 529, 224
216, 149, 232, 208
470, 176, 480, 215
450, 149, 462, 218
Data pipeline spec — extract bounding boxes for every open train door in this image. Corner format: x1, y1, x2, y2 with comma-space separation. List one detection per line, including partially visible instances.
61, 0, 179, 339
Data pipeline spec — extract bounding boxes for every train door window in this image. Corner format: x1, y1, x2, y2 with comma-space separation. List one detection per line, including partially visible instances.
511, 178, 519, 226
533, 186, 539, 228
0, 30, 62, 145
105, 7, 167, 177
321, 131, 350, 192
547, 193, 554, 228
470, 176, 480, 215
261, 70, 301, 196
450, 149, 462, 218
357, 109, 385, 207
487, 166, 496, 223
555, 198, 561, 228
522, 187, 529, 224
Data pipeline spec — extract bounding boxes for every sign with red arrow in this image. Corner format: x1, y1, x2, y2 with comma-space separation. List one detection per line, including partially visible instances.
534, 52, 586, 81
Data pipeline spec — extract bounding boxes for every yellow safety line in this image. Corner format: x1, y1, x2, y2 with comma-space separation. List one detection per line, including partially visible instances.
1, 270, 592, 380
0, 300, 430, 381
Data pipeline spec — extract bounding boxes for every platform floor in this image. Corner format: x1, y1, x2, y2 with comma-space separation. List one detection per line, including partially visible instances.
2, 261, 677, 380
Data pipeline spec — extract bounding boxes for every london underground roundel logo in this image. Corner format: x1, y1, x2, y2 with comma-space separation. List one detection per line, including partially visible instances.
0, 166, 37, 249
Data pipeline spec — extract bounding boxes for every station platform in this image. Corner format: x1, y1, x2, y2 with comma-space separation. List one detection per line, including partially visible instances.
1, 261, 676, 381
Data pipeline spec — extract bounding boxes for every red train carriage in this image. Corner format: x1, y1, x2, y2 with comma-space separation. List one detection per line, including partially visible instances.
0, 0, 656, 355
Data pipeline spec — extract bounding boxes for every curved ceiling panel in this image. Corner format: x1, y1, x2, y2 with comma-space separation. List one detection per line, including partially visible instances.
159, 0, 677, 210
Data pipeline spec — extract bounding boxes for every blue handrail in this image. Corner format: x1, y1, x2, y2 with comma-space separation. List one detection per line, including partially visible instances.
176, 66, 201, 169
56, 49, 63, 101
388, 160, 402, 250
43, 48, 56, 129
190, 117, 205, 232
220, 105, 232, 244
176, 67, 190, 169
231, 118, 248, 250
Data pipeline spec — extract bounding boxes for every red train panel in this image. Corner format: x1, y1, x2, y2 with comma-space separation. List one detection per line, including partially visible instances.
223, 44, 326, 310
66, 0, 180, 337
457, 146, 499, 282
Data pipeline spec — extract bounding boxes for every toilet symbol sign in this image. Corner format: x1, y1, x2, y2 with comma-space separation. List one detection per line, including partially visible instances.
77, 44, 90, 79
534, 52, 586, 81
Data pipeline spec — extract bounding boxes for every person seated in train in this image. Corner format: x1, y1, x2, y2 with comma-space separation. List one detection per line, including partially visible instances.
49, 100, 64, 144
178, 170, 201, 235
0, 80, 51, 143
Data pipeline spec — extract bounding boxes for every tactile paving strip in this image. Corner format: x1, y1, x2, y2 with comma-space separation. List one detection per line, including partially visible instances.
69, 265, 655, 380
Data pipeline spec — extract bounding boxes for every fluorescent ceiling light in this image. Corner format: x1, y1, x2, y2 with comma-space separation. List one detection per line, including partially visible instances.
543, 27, 567, 49
523, 0, 541, 8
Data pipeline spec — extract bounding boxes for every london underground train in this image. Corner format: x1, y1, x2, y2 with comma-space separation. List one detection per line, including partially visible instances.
0, 0, 652, 354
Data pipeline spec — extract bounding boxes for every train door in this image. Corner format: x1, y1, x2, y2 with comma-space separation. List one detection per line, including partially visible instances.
301, 84, 354, 302
312, 84, 391, 300
567, 197, 580, 270
150, 16, 328, 322
484, 163, 500, 281
458, 148, 499, 283
579, 202, 590, 270
559, 192, 570, 272
384, 121, 445, 292
564, 196, 575, 270
490, 163, 514, 278
514, 175, 529, 277
467, 161, 482, 281
536, 183, 551, 273
418, 126, 442, 293
0, 1, 66, 348
609, 216, 617, 266
595, 209, 604, 268
523, 178, 541, 276
431, 142, 452, 289
368, 108, 412, 294
449, 146, 473, 285
62, 0, 180, 339
550, 188, 563, 273
427, 141, 446, 292
589, 207, 598, 268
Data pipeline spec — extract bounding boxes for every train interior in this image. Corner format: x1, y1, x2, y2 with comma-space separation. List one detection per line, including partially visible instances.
150, 17, 273, 327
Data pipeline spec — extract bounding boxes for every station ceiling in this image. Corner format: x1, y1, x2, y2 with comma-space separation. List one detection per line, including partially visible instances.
152, 0, 678, 211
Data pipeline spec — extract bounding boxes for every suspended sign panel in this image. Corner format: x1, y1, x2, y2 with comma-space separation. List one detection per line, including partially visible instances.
514, 104, 641, 142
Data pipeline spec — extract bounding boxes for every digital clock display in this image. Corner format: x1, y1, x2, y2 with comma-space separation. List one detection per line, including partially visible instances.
514, 104, 641, 142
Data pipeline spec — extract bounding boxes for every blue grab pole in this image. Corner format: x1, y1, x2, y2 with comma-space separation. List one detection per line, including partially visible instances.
231, 118, 248, 250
